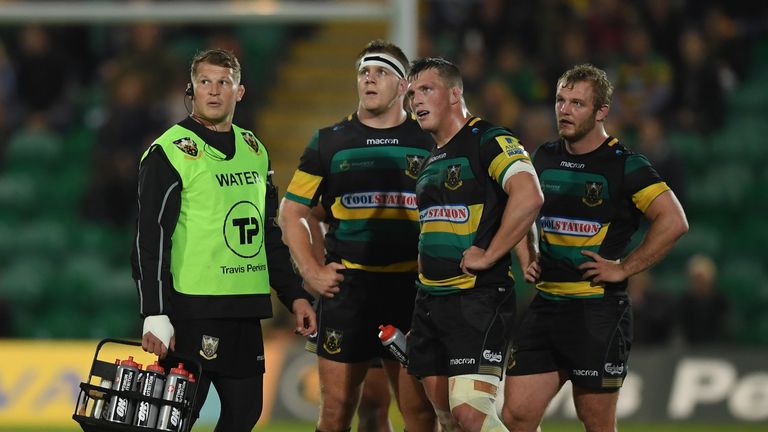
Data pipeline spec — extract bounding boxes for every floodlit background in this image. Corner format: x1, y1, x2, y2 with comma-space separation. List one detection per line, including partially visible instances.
0, 0, 767, 430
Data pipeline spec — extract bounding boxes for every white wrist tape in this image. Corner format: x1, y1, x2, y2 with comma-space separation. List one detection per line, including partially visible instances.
143, 315, 174, 348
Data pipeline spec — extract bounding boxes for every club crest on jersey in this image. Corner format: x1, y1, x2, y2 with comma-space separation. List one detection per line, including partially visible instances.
200, 334, 219, 360
405, 154, 426, 179
173, 137, 199, 157
444, 164, 463, 190
241, 131, 261, 155
323, 328, 343, 354
582, 181, 604, 207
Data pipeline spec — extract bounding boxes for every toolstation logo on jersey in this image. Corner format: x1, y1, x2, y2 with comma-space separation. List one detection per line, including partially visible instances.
340, 192, 418, 209
540, 216, 602, 237
419, 205, 470, 223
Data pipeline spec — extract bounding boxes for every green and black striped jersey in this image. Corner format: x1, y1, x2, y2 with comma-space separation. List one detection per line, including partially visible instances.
284, 113, 433, 272
415, 117, 531, 295
534, 136, 670, 299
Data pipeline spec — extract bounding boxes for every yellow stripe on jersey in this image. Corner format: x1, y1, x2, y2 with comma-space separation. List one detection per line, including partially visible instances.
541, 223, 611, 247
537, 280, 605, 297
341, 258, 417, 273
420, 204, 484, 236
286, 170, 323, 202
468, 117, 482, 126
331, 199, 419, 221
606, 137, 619, 147
633, 182, 670, 212
488, 151, 529, 184
419, 272, 476, 289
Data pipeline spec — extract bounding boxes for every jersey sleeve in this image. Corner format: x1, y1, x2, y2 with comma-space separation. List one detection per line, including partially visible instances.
624, 153, 670, 212
284, 131, 325, 206
479, 131, 532, 189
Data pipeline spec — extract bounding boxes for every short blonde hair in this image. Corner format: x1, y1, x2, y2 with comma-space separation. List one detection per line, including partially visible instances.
687, 254, 717, 280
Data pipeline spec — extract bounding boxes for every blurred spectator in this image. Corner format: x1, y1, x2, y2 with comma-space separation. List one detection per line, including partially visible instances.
628, 271, 677, 346
635, 116, 687, 207
5, 111, 62, 172
666, 27, 725, 135
82, 72, 167, 226
0, 40, 17, 114
492, 41, 547, 104
423, 0, 475, 58
478, 78, 521, 130
463, 0, 509, 56
542, 25, 591, 91
13, 25, 74, 129
456, 43, 487, 103
585, 0, 635, 65
679, 254, 730, 345
101, 23, 179, 101
637, 0, 685, 63
518, 105, 555, 155
703, 7, 752, 88
611, 26, 672, 132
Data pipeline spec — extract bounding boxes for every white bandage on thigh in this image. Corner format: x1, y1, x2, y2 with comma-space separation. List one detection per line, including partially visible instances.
143, 315, 174, 348
448, 374, 506, 432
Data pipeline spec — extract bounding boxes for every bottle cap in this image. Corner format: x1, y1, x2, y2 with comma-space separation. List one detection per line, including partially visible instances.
147, 361, 165, 374
378, 324, 396, 341
170, 362, 189, 377
120, 356, 139, 368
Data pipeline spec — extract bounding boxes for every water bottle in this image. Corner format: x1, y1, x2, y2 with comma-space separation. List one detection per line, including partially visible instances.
157, 363, 189, 431
378, 324, 408, 366
106, 356, 140, 424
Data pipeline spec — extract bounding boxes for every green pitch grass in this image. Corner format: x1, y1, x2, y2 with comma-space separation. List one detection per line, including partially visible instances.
5, 421, 766, 432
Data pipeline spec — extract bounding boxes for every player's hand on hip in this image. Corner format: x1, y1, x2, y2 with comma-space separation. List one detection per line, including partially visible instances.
578, 250, 626, 283
291, 298, 317, 336
460, 246, 492, 275
304, 262, 345, 298
524, 259, 541, 283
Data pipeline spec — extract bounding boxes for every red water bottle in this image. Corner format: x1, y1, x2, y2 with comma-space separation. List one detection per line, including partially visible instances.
106, 356, 140, 424
157, 363, 189, 432
378, 324, 408, 366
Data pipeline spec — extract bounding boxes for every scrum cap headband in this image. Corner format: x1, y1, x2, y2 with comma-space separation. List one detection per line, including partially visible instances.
359, 53, 406, 79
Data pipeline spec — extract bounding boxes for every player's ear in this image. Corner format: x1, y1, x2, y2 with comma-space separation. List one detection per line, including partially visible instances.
595, 103, 610, 122
236, 84, 245, 102
449, 86, 462, 105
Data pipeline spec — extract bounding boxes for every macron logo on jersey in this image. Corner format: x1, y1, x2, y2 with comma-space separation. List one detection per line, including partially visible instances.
419, 205, 469, 223
540, 216, 602, 237
366, 138, 399, 145
341, 192, 417, 209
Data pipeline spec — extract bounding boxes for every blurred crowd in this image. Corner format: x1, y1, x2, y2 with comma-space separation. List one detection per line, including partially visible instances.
0, 0, 766, 345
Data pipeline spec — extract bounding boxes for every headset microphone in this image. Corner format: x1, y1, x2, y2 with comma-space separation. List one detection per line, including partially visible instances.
185, 83, 194, 99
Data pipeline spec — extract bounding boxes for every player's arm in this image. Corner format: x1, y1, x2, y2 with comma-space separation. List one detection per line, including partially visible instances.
130, 146, 179, 358
279, 198, 344, 298
580, 190, 688, 282
263, 170, 316, 336
513, 223, 540, 283
462, 165, 544, 273
307, 205, 328, 263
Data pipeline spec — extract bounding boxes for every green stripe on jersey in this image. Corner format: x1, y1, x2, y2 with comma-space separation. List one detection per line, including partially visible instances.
335, 218, 419, 240
624, 154, 652, 175
540, 242, 601, 266
540, 170, 610, 199
419, 232, 473, 259
330, 146, 430, 174
284, 191, 312, 206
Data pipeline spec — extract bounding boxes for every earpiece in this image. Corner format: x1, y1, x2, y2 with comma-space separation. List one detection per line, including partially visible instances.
185, 83, 194, 99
